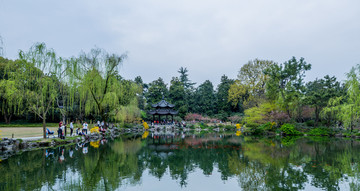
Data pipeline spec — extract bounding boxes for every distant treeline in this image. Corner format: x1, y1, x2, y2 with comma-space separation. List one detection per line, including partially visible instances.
1, 42, 360, 132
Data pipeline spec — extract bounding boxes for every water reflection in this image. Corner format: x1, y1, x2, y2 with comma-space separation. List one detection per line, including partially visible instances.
1, 133, 360, 190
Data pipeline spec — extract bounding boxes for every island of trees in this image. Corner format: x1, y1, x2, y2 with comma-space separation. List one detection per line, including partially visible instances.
1, 42, 360, 138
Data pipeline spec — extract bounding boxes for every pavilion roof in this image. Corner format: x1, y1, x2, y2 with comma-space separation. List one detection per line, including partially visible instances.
151, 99, 175, 108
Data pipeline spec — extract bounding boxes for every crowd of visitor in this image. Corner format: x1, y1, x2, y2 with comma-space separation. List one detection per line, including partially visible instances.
150, 120, 187, 128
56, 120, 109, 138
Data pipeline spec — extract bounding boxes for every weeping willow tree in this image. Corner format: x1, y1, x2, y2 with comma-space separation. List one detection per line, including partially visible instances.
111, 97, 141, 124
338, 65, 360, 132
19, 43, 59, 138
0, 58, 26, 123
68, 48, 140, 123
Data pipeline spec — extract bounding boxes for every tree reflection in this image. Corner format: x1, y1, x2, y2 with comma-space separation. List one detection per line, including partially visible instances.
1, 134, 360, 190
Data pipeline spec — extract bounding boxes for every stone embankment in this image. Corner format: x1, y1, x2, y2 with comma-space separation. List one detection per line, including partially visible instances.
0, 127, 124, 161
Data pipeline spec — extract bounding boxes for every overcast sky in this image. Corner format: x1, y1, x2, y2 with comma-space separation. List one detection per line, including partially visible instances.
1, 0, 360, 87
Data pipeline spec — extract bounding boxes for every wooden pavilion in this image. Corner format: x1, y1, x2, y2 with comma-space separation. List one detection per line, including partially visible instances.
148, 98, 178, 123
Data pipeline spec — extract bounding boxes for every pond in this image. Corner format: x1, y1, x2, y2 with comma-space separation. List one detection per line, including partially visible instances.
1, 132, 360, 191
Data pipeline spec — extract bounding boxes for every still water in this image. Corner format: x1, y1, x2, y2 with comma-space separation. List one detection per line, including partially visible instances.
1, 132, 360, 191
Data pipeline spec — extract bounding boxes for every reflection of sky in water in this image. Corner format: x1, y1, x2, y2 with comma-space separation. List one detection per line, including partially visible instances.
40, 165, 355, 191
124, 168, 240, 191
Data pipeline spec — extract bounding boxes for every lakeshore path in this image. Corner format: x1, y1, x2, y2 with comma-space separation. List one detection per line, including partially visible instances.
0, 127, 58, 139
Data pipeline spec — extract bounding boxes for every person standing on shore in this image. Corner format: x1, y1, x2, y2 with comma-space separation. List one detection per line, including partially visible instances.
58, 121, 63, 138
70, 121, 74, 136
82, 121, 88, 134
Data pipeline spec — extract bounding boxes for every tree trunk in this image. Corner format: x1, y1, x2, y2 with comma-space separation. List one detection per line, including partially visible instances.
4, 113, 12, 124
43, 115, 47, 139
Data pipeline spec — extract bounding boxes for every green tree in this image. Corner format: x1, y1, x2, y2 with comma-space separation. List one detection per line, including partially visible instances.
134, 76, 146, 110
321, 96, 345, 127
229, 59, 274, 109
68, 48, 137, 122
243, 102, 276, 125
178, 67, 195, 90
216, 75, 235, 116
338, 65, 360, 131
193, 80, 216, 116
178, 67, 195, 114
145, 77, 168, 109
169, 77, 187, 118
305, 75, 343, 126
19, 43, 59, 138
265, 57, 311, 118
0, 58, 26, 123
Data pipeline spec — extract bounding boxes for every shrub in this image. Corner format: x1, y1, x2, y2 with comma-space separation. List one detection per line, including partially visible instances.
308, 127, 329, 136
246, 122, 260, 129
258, 122, 276, 132
244, 122, 264, 135
252, 126, 265, 135
280, 123, 302, 135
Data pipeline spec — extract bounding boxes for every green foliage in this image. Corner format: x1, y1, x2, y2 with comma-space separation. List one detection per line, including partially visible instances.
216, 75, 235, 113
305, 75, 343, 126
178, 67, 195, 90
229, 59, 274, 109
191, 80, 216, 116
321, 96, 344, 127
280, 123, 302, 135
140, 110, 147, 120
134, 76, 146, 110
144, 77, 168, 109
169, 77, 187, 118
243, 102, 276, 124
18, 43, 60, 138
336, 65, 360, 131
0, 58, 26, 123
305, 120, 315, 127
307, 127, 330, 136
258, 122, 277, 132
69, 48, 139, 122
265, 57, 311, 118
112, 98, 141, 124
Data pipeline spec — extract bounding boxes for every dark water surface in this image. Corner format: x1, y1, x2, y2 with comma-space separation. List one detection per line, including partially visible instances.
1, 132, 360, 191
